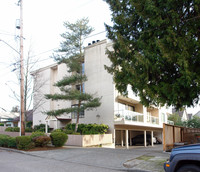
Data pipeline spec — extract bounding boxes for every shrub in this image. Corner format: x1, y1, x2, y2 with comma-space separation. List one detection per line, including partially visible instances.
0, 134, 9, 147
30, 132, 45, 140
26, 121, 32, 128
7, 137, 17, 148
65, 130, 74, 134
52, 129, 63, 133
13, 127, 20, 132
0, 123, 4, 126
65, 123, 109, 135
16, 136, 34, 150
25, 127, 33, 133
5, 127, 13, 132
65, 123, 76, 131
34, 124, 49, 132
50, 132, 68, 147
32, 136, 51, 147
5, 127, 20, 132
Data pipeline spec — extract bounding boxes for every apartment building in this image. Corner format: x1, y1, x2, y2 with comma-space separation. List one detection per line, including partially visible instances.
33, 39, 173, 148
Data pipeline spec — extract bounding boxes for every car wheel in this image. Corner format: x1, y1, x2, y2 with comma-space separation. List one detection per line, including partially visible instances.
177, 164, 200, 172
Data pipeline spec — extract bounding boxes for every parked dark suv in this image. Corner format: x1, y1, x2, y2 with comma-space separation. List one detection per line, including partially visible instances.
164, 144, 200, 172
131, 134, 160, 146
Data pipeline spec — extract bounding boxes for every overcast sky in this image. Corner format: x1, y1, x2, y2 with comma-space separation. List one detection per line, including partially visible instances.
0, 0, 199, 114
0, 0, 112, 112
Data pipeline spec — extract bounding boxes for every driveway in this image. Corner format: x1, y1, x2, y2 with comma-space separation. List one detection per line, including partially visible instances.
0, 145, 169, 172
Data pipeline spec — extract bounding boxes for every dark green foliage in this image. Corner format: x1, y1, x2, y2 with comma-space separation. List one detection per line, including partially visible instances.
168, 113, 184, 126
65, 123, 76, 131
0, 135, 16, 148
7, 137, 17, 148
65, 123, 109, 135
186, 116, 200, 128
51, 129, 63, 133
16, 136, 34, 150
168, 114, 200, 128
105, 0, 200, 109
34, 124, 49, 132
32, 136, 51, 147
25, 127, 33, 133
0, 123, 4, 126
45, 18, 101, 132
30, 132, 45, 140
5, 127, 20, 132
26, 121, 32, 128
65, 130, 74, 134
50, 132, 68, 147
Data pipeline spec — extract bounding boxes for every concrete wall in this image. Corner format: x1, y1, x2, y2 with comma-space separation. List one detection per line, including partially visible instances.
33, 63, 72, 127
72, 40, 115, 137
66, 134, 112, 147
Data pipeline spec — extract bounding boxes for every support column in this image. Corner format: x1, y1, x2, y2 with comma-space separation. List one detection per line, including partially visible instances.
113, 129, 116, 146
130, 130, 132, 146
121, 130, 124, 147
126, 130, 129, 149
56, 120, 58, 129
144, 130, 147, 147
151, 131, 154, 146
143, 106, 147, 124
45, 121, 48, 133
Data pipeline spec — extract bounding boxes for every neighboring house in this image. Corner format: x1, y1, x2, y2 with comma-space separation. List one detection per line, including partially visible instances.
32, 39, 173, 148
0, 112, 20, 127
193, 111, 200, 118
172, 108, 192, 121
12, 110, 33, 127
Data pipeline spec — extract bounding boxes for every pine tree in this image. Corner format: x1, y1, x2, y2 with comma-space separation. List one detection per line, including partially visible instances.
45, 18, 101, 131
104, 0, 200, 109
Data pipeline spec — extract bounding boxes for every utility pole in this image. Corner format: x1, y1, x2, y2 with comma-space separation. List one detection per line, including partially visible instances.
19, 0, 25, 136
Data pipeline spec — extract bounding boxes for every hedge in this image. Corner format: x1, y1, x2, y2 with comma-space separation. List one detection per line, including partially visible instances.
16, 136, 34, 150
50, 132, 68, 147
30, 132, 46, 140
0, 134, 17, 148
32, 136, 51, 147
65, 123, 109, 135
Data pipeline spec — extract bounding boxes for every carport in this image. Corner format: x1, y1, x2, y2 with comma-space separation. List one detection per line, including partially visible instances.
114, 124, 163, 149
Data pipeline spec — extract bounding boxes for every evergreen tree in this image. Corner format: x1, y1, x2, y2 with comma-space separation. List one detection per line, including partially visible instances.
45, 18, 101, 131
104, 0, 200, 109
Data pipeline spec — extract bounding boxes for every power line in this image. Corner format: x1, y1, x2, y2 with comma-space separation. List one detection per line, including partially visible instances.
0, 29, 107, 76
0, 33, 16, 37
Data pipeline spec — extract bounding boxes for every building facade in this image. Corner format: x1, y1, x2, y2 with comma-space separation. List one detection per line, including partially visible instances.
33, 39, 173, 148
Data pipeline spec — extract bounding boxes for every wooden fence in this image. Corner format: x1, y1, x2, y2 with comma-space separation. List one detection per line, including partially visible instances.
163, 124, 200, 151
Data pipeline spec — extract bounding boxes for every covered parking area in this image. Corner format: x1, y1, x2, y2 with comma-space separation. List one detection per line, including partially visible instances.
114, 124, 163, 149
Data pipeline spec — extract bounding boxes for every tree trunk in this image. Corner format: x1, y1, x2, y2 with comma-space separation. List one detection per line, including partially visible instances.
75, 111, 80, 132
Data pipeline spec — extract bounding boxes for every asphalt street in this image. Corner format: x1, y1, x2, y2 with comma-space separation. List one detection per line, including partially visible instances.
0, 145, 170, 172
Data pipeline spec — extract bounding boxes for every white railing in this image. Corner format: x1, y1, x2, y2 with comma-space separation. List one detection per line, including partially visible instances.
167, 120, 174, 125
114, 110, 144, 123
147, 115, 159, 125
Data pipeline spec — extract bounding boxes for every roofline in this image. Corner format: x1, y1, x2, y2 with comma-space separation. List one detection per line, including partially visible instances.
84, 39, 107, 50
30, 63, 58, 75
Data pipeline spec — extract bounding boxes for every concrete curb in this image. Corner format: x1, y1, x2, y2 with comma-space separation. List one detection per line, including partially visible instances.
0, 147, 27, 154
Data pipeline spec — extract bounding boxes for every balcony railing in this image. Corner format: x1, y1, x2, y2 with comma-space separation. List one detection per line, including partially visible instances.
114, 110, 144, 123
147, 115, 159, 125
167, 120, 174, 125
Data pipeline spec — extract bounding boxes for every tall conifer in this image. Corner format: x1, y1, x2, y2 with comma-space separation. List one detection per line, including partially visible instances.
45, 18, 101, 131
105, 0, 200, 109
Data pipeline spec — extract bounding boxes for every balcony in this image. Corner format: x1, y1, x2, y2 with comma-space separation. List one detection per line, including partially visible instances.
167, 120, 174, 125
147, 116, 159, 125
114, 110, 144, 123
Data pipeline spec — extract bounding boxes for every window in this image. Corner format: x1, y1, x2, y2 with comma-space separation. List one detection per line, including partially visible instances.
71, 104, 84, 119
75, 84, 85, 93
82, 63, 84, 74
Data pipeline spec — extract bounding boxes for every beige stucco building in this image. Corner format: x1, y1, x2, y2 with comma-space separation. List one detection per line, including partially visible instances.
33, 39, 173, 148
